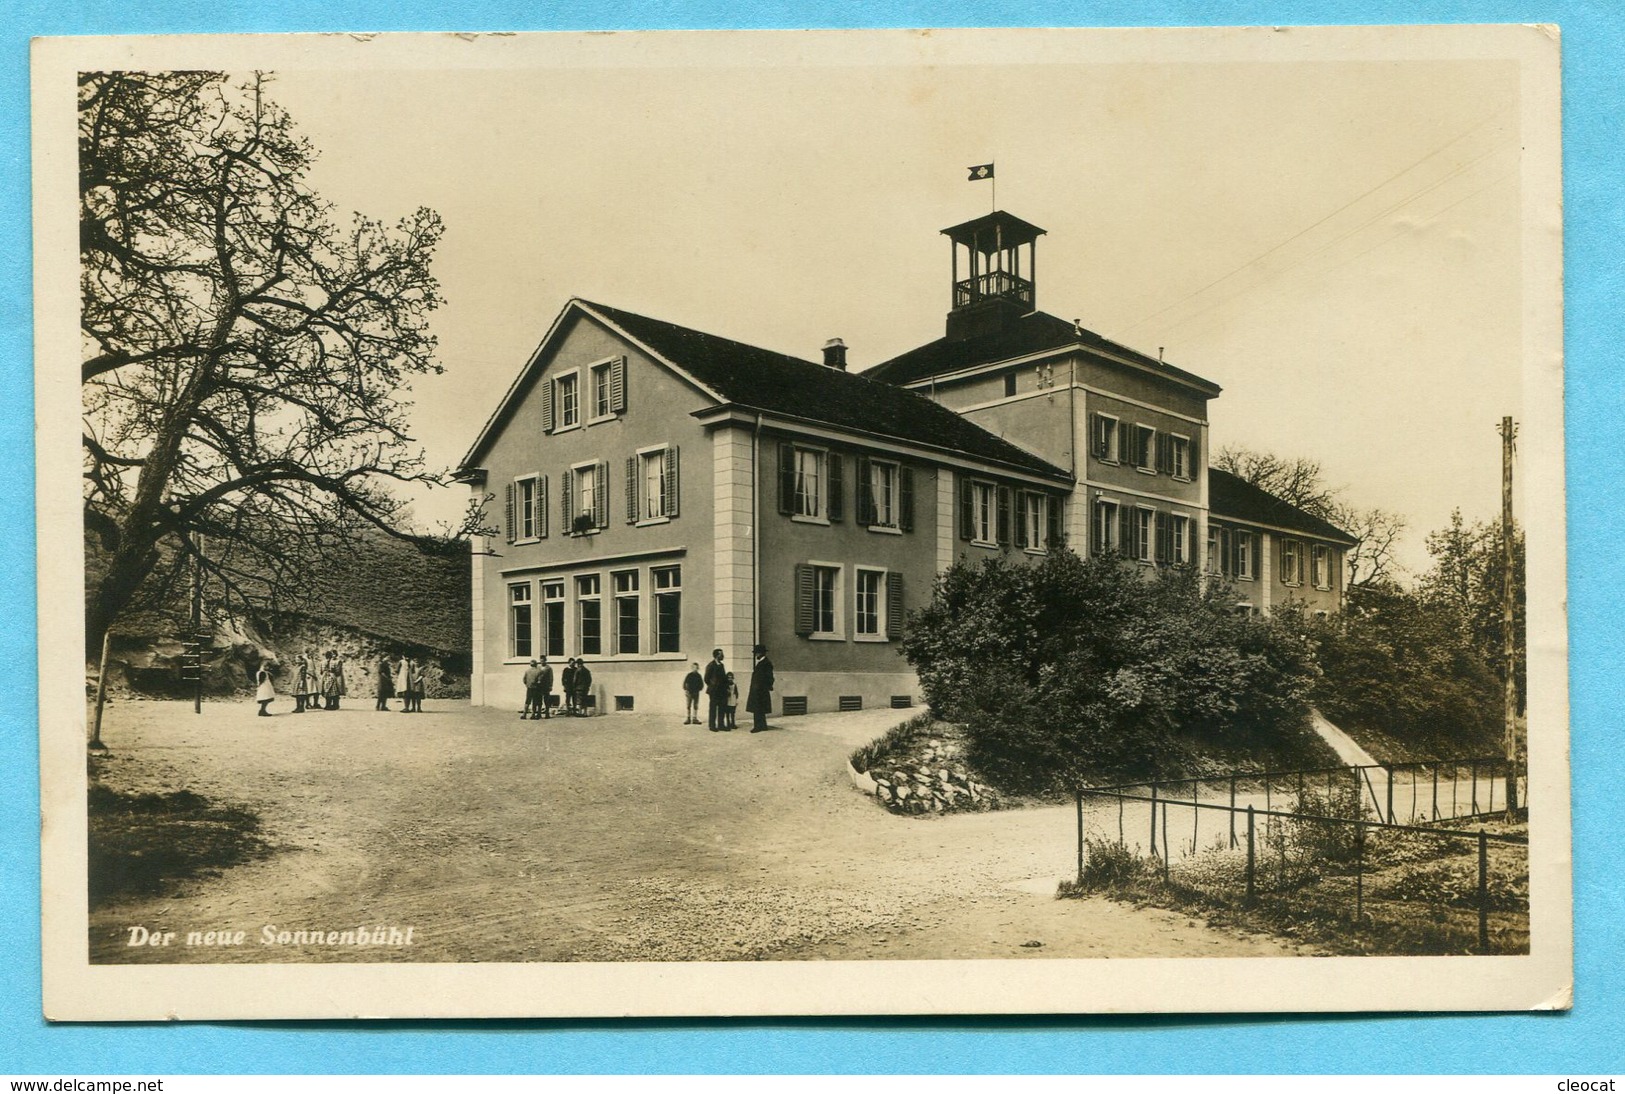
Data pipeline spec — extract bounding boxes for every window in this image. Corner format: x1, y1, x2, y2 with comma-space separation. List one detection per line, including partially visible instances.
1093, 499, 1120, 555
1170, 435, 1191, 480
1133, 508, 1154, 562
566, 461, 608, 533
1092, 414, 1120, 463
1130, 424, 1156, 471
652, 565, 681, 654
591, 362, 613, 420
557, 373, 580, 429
1020, 492, 1048, 552
1003, 373, 1017, 397
972, 482, 996, 545
1282, 539, 1304, 586
629, 447, 680, 523
576, 574, 601, 655
542, 580, 565, 658
613, 570, 639, 655
855, 569, 884, 637
515, 476, 539, 541
508, 583, 533, 659
1235, 531, 1255, 580
794, 447, 823, 518
812, 566, 840, 635
868, 460, 898, 527
1171, 514, 1191, 565
1312, 544, 1331, 589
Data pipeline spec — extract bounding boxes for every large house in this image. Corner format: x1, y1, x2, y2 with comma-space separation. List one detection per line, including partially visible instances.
455, 210, 1355, 714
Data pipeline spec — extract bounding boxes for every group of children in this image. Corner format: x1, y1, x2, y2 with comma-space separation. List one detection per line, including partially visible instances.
519, 656, 595, 719
251, 649, 428, 717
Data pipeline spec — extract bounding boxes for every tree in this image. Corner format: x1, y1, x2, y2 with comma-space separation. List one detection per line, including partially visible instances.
901, 551, 1320, 790
1215, 445, 1405, 590
1420, 509, 1526, 713
80, 71, 445, 657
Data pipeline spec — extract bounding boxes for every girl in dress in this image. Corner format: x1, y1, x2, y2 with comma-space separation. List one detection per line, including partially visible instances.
254, 663, 275, 717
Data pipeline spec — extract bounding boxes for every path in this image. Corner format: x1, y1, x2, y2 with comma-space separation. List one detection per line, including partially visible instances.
1311, 709, 1379, 767
88, 699, 1309, 963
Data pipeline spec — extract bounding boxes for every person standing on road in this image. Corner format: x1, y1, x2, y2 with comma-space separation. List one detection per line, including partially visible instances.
407, 657, 426, 713
394, 655, 410, 711
573, 660, 593, 715
703, 648, 729, 731
292, 655, 310, 714
724, 671, 739, 730
254, 662, 276, 717
682, 662, 704, 724
537, 655, 555, 719
746, 643, 775, 733
522, 659, 544, 719
561, 659, 579, 715
375, 652, 395, 711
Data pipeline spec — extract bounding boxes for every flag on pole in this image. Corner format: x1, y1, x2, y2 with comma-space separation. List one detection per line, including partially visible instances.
967, 163, 995, 181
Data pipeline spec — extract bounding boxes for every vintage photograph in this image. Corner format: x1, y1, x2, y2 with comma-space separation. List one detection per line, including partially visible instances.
35, 26, 1569, 1018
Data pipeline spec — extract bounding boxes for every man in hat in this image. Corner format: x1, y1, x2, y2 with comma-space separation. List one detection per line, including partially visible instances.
703, 647, 729, 731
522, 659, 544, 719
746, 643, 775, 733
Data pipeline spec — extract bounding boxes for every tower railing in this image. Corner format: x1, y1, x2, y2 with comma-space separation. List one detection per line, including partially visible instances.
953, 271, 1033, 308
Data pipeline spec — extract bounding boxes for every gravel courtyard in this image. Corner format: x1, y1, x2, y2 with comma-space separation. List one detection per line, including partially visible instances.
88, 697, 1310, 963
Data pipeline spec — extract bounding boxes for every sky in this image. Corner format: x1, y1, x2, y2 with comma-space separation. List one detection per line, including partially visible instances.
257, 32, 1529, 579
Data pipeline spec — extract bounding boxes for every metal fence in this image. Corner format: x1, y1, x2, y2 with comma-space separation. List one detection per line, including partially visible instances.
1073, 759, 1529, 953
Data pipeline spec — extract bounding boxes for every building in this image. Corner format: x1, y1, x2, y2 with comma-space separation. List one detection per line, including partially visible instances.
456, 210, 1355, 714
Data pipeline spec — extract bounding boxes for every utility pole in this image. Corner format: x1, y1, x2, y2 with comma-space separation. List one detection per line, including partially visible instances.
1499, 416, 1519, 817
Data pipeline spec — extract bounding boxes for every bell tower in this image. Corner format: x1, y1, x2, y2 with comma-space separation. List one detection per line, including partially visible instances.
943, 210, 1044, 341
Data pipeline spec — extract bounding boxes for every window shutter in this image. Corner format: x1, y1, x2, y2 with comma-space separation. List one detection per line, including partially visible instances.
609, 356, 627, 413
960, 477, 975, 541
595, 460, 609, 528
827, 453, 844, 522
1014, 494, 1028, 549
626, 456, 639, 524
1158, 433, 1171, 474
537, 475, 549, 538
794, 564, 815, 636
666, 445, 680, 518
504, 483, 516, 544
996, 486, 1012, 546
1120, 506, 1133, 558
562, 467, 574, 530
541, 381, 555, 433
1048, 495, 1063, 549
855, 456, 873, 525
1189, 433, 1199, 473
885, 572, 904, 640
899, 466, 915, 532
1155, 512, 1169, 564
1089, 414, 1102, 458
778, 442, 795, 515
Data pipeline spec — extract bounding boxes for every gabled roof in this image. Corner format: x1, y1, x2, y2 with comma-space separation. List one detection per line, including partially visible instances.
581, 300, 1070, 480
865, 310, 1222, 396
459, 298, 1072, 482
1208, 467, 1358, 546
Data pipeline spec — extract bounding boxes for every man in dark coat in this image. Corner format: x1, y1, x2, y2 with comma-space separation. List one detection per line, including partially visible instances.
537, 656, 555, 719
561, 659, 578, 715
746, 643, 775, 732
375, 654, 396, 711
703, 648, 729, 731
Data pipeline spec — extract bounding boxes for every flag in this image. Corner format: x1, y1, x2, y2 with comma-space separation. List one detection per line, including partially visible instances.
967, 163, 995, 181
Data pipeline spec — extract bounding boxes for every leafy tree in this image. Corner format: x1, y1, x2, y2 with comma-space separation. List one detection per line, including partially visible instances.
902, 551, 1320, 790
80, 71, 445, 657
1420, 509, 1526, 713
1215, 445, 1404, 589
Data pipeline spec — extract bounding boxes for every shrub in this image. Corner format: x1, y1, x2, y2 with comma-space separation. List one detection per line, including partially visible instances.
1076, 836, 1150, 890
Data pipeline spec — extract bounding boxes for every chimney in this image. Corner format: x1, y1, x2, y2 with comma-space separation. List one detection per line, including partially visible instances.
822, 338, 847, 370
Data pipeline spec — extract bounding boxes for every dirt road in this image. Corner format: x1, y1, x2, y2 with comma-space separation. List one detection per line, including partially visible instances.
89, 699, 1310, 963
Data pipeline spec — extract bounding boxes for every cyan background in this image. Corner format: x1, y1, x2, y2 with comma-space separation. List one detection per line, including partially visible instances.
3, 1, 1618, 1074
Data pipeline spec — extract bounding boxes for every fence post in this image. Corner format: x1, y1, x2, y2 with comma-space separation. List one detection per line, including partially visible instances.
1385, 767, 1394, 824
1354, 821, 1365, 927
1471, 761, 1480, 815
1149, 784, 1158, 859
1245, 805, 1256, 907
1229, 777, 1237, 848
1478, 829, 1490, 952
1075, 789, 1085, 884
1432, 766, 1440, 822
1161, 801, 1170, 882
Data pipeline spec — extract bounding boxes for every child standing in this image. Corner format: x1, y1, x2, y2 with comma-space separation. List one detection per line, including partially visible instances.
682, 662, 703, 724
254, 663, 275, 717
724, 671, 739, 730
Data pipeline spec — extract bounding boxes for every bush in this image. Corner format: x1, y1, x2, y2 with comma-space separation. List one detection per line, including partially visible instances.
901, 550, 1318, 790
1076, 836, 1151, 890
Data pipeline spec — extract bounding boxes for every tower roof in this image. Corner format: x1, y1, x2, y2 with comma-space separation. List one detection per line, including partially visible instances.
942, 210, 1046, 252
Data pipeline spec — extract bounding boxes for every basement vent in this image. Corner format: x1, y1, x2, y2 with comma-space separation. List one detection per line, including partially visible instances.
890, 695, 913, 709
781, 696, 808, 717
614, 695, 634, 712
838, 695, 864, 712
